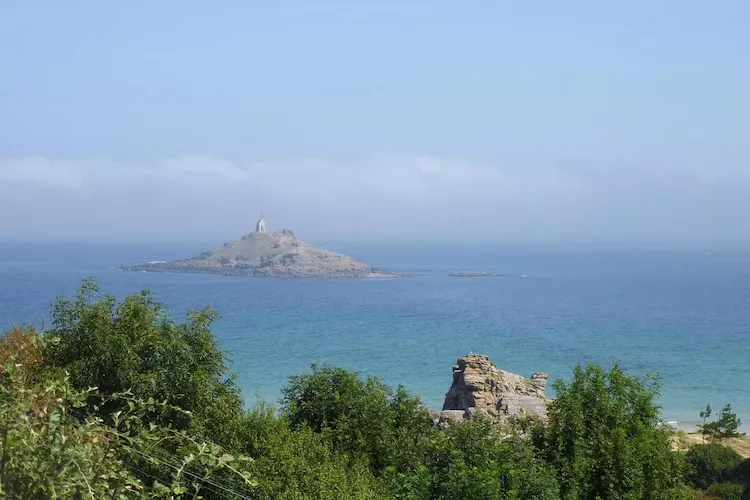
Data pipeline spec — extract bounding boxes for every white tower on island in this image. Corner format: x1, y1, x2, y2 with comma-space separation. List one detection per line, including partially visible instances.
256, 213, 266, 233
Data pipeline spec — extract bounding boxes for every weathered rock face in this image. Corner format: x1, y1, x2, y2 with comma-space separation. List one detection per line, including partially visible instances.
439, 354, 549, 427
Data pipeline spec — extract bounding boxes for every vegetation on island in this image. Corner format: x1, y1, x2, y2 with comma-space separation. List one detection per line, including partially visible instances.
0, 279, 747, 499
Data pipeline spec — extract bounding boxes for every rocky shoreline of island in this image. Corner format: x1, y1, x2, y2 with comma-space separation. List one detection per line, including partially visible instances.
118, 262, 403, 279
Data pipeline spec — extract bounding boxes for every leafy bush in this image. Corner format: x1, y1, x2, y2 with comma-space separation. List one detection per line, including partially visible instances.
705, 482, 745, 500
0, 332, 256, 499
537, 364, 687, 499
687, 443, 744, 489
281, 364, 434, 473
0, 361, 144, 497
44, 278, 246, 449
243, 403, 386, 499
403, 418, 560, 500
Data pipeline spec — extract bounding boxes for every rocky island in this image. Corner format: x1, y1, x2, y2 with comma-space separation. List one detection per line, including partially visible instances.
119, 215, 400, 279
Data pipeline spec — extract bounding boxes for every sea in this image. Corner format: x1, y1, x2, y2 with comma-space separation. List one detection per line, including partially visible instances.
1, 241, 748, 429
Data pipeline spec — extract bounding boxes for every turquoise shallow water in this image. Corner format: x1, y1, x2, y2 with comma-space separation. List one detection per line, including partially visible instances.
0, 242, 748, 426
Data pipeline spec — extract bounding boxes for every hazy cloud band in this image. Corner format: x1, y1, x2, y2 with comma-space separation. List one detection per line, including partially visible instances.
1, 156, 747, 246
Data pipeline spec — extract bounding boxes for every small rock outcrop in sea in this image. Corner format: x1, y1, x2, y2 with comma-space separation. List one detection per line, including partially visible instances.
119, 216, 400, 279
439, 354, 549, 427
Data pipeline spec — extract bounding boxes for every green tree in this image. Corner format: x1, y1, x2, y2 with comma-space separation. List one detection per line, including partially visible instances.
0, 331, 256, 499
410, 418, 559, 500
44, 278, 246, 449
281, 364, 434, 473
714, 404, 745, 440
537, 364, 688, 499
699, 404, 745, 441
242, 402, 386, 499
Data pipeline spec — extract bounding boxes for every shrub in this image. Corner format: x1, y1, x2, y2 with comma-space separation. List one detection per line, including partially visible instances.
0, 357, 144, 497
0, 332, 256, 498
44, 278, 247, 449
538, 364, 687, 499
705, 482, 745, 500
735, 458, 750, 484
687, 443, 743, 489
238, 400, 385, 499
412, 418, 560, 500
281, 364, 434, 473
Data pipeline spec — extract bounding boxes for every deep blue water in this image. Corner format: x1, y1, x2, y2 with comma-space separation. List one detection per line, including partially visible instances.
1, 242, 749, 427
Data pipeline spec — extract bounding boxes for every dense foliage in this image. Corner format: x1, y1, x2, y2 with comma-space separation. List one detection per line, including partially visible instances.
0, 328, 255, 499
687, 443, 743, 490
1, 279, 746, 498
404, 418, 560, 499
282, 364, 434, 474
704, 481, 745, 500
45, 278, 246, 449
535, 364, 690, 499
243, 402, 387, 499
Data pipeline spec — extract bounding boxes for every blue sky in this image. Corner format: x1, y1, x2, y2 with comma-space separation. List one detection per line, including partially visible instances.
1, 1, 748, 245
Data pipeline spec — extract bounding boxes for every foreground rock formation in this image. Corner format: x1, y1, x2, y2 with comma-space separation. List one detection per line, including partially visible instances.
439, 353, 549, 427
119, 230, 399, 279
